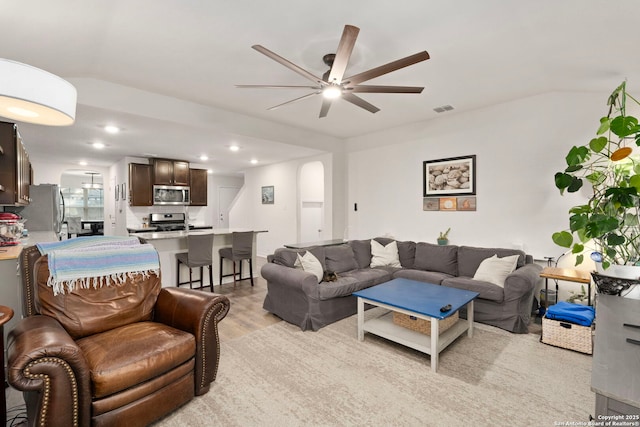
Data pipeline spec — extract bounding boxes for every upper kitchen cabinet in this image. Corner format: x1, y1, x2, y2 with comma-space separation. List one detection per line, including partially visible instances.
153, 159, 190, 186
0, 122, 31, 206
129, 163, 153, 206
189, 169, 208, 206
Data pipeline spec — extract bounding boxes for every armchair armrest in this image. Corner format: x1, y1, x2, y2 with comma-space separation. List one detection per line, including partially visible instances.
7, 315, 92, 427
504, 263, 543, 301
154, 288, 230, 395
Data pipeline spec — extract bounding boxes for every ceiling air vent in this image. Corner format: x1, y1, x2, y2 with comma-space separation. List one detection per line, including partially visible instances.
433, 105, 455, 113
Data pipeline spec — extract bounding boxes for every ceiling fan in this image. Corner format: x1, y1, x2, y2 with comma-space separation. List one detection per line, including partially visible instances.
237, 25, 430, 118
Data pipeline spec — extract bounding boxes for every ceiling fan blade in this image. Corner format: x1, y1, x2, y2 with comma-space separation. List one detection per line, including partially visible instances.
236, 84, 321, 89
342, 93, 380, 114
252, 45, 325, 85
349, 85, 424, 94
344, 51, 430, 86
327, 25, 360, 84
266, 92, 320, 111
319, 98, 333, 118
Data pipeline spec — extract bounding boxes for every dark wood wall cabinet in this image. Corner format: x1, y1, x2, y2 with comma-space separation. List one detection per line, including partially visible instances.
0, 121, 31, 206
189, 168, 208, 206
153, 159, 190, 186
129, 163, 153, 206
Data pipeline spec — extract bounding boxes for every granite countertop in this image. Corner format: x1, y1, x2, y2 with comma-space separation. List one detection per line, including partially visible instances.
0, 231, 59, 260
131, 228, 267, 240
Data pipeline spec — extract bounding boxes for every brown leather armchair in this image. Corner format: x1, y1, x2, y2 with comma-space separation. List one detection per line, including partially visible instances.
7, 245, 230, 426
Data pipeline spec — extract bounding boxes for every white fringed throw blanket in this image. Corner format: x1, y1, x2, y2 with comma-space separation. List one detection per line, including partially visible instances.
37, 236, 160, 295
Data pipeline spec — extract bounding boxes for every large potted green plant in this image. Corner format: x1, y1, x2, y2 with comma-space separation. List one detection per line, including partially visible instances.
553, 82, 640, 277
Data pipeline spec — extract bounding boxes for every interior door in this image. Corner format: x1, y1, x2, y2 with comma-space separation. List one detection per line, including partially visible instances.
218, 186, 240, 228
300, 201, 323, 242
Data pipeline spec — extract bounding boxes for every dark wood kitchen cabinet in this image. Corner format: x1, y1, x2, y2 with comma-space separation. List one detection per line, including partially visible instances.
0, 121, 31, 206
153, 159, 190, 186
129, 163, 153, 206
189, 168, 208, 206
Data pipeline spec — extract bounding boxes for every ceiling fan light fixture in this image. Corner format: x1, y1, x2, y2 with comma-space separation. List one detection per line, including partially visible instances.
322, 85, 342, 99
0, 58, 77, 126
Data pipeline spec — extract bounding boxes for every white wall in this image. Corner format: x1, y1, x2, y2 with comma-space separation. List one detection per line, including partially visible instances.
230, 152, 338, 257
346, 91, 604, 259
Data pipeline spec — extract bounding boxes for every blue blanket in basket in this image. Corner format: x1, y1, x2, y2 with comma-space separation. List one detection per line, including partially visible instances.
545, 301, 595, 326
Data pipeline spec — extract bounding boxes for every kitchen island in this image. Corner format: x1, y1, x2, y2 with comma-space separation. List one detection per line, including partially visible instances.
132, 228, 267, 288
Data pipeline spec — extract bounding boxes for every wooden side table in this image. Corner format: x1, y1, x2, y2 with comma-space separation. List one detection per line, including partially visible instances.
0, 305, 14, 425
539, 267, 592, 306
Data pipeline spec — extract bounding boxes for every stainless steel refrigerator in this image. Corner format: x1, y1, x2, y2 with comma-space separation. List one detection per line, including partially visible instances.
15, 184, 64, 235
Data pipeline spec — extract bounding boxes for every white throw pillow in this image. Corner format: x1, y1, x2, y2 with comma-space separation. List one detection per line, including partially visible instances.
473, 254, 519, 287
294, 251, 323, 283
370, 240, 401, 268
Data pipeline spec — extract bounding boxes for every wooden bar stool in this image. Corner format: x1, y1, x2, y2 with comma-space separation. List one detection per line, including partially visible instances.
176, 233, 214, 291
219, 231, 254, 287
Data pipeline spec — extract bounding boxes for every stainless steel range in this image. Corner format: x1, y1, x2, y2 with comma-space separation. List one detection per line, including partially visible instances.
148, 213, 213, 232
149, 213, 188, 232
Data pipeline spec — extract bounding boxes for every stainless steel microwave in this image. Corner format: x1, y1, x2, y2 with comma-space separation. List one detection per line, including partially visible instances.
153, 185, 190, 205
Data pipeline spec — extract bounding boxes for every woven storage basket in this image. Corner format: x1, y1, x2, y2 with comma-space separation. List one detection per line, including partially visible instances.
541, 316, 593, 354
392, 311, 459, 335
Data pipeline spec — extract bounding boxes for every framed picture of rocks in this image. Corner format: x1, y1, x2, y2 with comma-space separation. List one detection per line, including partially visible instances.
423, 155, 476, 197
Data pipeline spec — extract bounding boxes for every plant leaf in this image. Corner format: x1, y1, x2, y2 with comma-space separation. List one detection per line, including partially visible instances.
572, 243, 584, 253
552, 231, 573, 248
566, 146, 590, 166
611, 116, 639, 137
567, 176, 583, 193
589, 136, 608, 153
554, 172, 573, 190
575, 254, 584, 266
606, 233, 626, 246
597, 117, 611, 135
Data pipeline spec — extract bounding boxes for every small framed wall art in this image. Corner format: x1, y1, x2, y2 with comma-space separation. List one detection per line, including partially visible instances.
423, 155, 476, 197
261, 186, 274, 204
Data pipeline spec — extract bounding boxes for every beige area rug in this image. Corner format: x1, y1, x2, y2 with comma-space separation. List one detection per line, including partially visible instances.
157, 310, 593, 427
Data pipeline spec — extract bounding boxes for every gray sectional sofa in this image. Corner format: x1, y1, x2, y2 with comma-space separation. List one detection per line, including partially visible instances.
261, 237, 542, 333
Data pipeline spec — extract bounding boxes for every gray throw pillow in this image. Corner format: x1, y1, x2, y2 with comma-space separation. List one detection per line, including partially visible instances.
324, 244, 359, 273
413, 242, 458, 276
349, 239, 372, 269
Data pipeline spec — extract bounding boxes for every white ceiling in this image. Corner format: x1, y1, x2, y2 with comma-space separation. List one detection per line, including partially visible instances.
1, 0, 638, 174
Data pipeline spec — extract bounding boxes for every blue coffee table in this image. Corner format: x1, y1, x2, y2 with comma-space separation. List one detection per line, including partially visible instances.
353, 278, 479, 373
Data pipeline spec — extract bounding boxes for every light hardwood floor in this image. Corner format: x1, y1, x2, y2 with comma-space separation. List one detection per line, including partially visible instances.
201, 257, 282, 341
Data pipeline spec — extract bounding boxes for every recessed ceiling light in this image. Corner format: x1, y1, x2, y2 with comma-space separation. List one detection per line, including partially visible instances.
229, 145, 240, 152
79, 160, 88, 166
250, 159, 258, 164
92, 142, 105, 149
104, 125, 120, 134
199, 155, 208, 161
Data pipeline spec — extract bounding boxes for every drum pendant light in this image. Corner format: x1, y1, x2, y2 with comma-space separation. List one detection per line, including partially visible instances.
0, 58, 77, 126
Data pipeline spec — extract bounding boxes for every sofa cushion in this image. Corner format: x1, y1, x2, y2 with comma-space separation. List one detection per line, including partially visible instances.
273, 247, 326, 270
370, 240, 401, 268
324, 244, 359, 273
457, 246, 525, 278
395, 241, 416, 269
294, 251, 324, 283
349, 239, 372, 269
413, 242, 458, 276
393, 269, 452, 285
441, 277, 504, 303
317, 268, 391, 300
77, 321, 195, 398
473, 254, 519, 287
